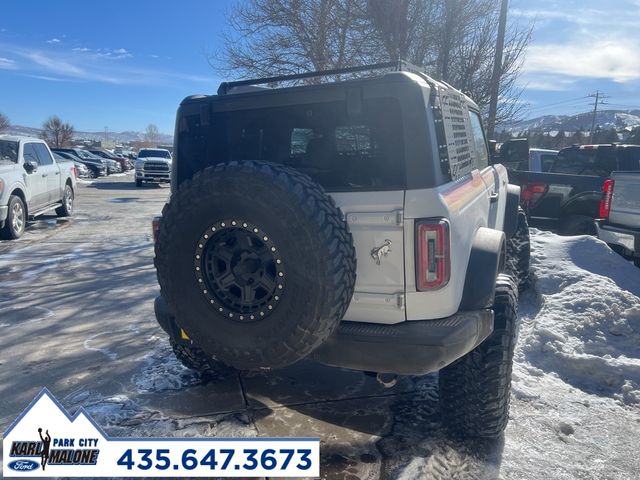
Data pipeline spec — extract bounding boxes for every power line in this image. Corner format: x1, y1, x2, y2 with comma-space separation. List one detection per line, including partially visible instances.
526, 96, 589, 112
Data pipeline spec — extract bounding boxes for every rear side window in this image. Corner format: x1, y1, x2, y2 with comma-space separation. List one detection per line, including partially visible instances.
468, 111, 488, 169
0, 140, 18, 163
178, 97, 405, 191
541, 154, 556, 172
618, 147, 640, 170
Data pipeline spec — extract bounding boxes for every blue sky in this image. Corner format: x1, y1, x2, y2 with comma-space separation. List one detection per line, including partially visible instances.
0, 0, 638, 134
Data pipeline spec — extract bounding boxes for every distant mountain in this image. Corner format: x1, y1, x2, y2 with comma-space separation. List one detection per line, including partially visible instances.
3, 125, 173, 145
499, 109, 640, 134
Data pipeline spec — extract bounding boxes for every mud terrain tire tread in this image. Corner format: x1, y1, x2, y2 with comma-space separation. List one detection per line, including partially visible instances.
505, 208, 530, 292
439, 274, 518, 439
155, 161, 356, 370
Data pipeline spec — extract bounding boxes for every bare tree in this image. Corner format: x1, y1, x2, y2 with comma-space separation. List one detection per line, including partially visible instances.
0, 112, 9, 132
41, 116, 74, 148
216, 0, 532, 126
145, 124, 160, 145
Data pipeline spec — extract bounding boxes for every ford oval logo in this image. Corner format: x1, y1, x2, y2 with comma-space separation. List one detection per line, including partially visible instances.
8, 459, 39, 471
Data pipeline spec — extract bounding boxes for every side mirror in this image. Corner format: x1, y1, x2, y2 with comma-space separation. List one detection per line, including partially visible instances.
24, 160, 38, 174
498, 138, 530, 166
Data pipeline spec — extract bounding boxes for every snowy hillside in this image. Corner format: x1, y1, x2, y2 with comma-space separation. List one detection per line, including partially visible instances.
501, 109, 640, 134
3, 124, 173, 144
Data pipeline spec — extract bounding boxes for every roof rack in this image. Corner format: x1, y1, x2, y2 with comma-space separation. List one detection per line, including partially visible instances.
217, 59, 424, 95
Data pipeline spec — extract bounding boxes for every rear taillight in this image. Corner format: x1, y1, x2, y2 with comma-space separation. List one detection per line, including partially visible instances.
416, 219, 450, 290
521, 183, 547, 209
152, 215, 162, 244
599, 179, 615, 219
72, 166, 78, 178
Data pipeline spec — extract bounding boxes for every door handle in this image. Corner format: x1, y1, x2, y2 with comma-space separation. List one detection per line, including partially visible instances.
489, 192, 499, 203
42, 173, 48, 177
55, 171, 60, 175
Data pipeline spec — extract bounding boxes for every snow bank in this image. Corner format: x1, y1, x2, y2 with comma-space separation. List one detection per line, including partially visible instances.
517, 230, 640, 405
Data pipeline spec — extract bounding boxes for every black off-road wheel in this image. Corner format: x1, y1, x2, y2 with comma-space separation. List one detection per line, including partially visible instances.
1, 195, 26, 240
56, 184, 74, 217
439, 274, 518, 439
155, 161, 356, 371
505, 208, 530, 292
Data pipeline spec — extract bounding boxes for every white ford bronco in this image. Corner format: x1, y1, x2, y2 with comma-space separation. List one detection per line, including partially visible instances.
0, 135, 76, 239
152, 61, 530, 438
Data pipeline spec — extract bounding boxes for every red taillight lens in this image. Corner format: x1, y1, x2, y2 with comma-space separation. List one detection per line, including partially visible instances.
521, 182, 547, 208
152, 216, 162, 244
72, 166, 78, 178
416, 219, 450, 290
599, 179, 615, 219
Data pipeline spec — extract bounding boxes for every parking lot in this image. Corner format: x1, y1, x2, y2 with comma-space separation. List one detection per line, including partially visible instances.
1, 174, 639, 480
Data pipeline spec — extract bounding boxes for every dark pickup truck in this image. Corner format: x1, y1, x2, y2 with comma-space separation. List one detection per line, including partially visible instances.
497, 141, 640, 235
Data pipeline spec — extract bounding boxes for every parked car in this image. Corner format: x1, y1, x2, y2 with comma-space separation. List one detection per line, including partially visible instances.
0, 135, 76, 239
501, 142, 558, 172
52, 152, 90, 178
89, 149, 131, 171
596, 171, 640, 266
135, 148, 172, 187
502, 141, 640, 235
152, 61, 528, 439
51, 149, 106, 178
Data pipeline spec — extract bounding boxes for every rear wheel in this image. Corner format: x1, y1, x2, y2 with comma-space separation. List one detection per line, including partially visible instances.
505, 208, 530, 292
55, 184, 74, 217
439, 274, 518, 439
1, 195, 26, 240
170, 339, 232, 376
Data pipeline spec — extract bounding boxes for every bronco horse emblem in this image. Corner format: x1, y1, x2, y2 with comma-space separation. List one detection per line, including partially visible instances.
371, 239, 392, 265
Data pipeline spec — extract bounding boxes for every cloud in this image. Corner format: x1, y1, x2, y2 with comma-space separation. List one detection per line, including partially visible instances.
0, 56, 17, 69
46, 38, 62, 44
524, 41, 640, 83
0, 42, 212, 87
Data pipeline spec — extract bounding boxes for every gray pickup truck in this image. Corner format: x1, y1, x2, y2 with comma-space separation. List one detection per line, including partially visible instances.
0, 135, 76, 239
596, 171, 640, 266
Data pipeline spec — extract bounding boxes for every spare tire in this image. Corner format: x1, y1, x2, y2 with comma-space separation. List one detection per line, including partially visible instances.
155, 161, 356, 370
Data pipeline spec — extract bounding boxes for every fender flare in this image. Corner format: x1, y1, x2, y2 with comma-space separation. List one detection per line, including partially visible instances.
503, 184, 521, 238
460, 227, 506, 310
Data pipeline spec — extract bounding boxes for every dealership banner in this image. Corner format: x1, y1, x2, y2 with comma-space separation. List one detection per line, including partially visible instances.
3, 388, 319, 477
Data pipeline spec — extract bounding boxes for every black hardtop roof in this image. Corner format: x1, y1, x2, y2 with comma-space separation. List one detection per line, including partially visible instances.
180, 60, 452, 106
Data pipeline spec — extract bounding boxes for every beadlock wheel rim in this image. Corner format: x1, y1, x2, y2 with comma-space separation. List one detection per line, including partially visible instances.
194, 220, 284, 321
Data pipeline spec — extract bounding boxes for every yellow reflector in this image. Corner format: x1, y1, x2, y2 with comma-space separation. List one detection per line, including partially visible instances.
180, 329, 190, 340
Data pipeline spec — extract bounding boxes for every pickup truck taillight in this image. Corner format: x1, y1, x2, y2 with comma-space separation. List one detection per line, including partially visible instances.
152, 216, 162, 244
599, 179, 615, 219
521, 183, 547, 209
71, 166, 78, 178
416, 219, 450, 290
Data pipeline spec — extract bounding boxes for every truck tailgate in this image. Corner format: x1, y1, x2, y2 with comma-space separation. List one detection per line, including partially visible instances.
610, 171, 640, 229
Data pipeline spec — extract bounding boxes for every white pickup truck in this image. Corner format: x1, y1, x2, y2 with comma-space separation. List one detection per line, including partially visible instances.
0, 135, 76, 239
596, 171, 640, 266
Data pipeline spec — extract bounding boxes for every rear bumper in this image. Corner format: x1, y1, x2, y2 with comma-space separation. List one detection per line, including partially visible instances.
154, 295, 493, 375
596, 220, 639, 254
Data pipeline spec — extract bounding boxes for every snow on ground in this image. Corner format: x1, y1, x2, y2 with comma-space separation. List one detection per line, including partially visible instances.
520, 229, 640, 406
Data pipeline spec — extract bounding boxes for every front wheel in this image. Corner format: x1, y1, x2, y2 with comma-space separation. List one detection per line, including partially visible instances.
439, 274, 518, 438
56, 184, 74, 217
1, 195, 26, 239
505, 208, 530, 292
170, 339, 233, 376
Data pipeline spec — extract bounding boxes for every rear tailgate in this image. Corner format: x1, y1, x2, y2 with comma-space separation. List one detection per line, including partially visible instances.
609, 171, 640, 229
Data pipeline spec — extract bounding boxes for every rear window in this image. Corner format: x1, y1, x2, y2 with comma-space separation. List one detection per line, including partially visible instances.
177, 97, 405, 191
0, 140, 18, 163
552, 148, 617, 176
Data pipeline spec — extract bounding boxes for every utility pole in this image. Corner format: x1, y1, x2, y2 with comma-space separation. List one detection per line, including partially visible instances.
487, 0, 509, 140
588, 91, 607, 143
